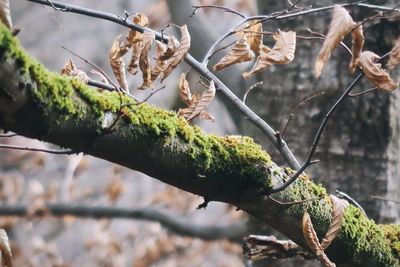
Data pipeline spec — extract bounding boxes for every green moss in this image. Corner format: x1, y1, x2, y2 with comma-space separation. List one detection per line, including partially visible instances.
381, 224, 400, 259
339, 206, 398, 266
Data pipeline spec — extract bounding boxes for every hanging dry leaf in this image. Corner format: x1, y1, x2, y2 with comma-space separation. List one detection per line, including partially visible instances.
162, 25, 191, 81
150, 41, 168, 81
160, 35, 179, 61
199, 110, 215, 122
178, 72, 193, 105
387, 37, 400, 70
127, 41, 142, 75
0, 0, 12, 30
358, 51, 398, 91
125, 13, 149, 48
109, 36, 129, 91
214, 35, 254, 72
320, 195, 349, 250
302, 212, 336, 267
0, 229, 12, 267
60, 58, 89, 83
138, 31, 155, 90
349, 25, 365, 74
315, 5, 356, 78
243, 31, 296, 79
177, 80, 216, 122
246, 20, 263, 55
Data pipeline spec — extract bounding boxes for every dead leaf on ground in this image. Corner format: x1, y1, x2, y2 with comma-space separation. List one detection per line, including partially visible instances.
315, 5, 356, 78
320, 195, 349, 250
162, 25, 191, 81
349, 25, 365, 74
138, 31, 155, 89
0, 229, 12, 267
178, 80, 216, 122
243, 30, 296, 79
388, 37, 400, 70
358, 51, 398, 91
0, 0, 12, 30
109, 35, 129, 91
214, 34, 254, 72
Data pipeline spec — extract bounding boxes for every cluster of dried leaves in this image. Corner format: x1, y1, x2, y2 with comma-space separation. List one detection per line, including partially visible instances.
213, 20, 296, 79
302, 195, 349, 267
315, 5, 399, 91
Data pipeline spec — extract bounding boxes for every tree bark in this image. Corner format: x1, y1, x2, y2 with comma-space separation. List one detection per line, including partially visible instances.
0, 23, 399, 267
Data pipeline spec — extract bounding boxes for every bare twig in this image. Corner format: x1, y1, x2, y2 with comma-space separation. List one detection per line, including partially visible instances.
349, 87, 377, 97
371, 196, 400, 204
136, 86, 166, 105
305, 29, 353, 56
206, 40, 236, 62
336, 190, 367, 216
0, 204, 247, 243
191, 5, 246, 19
0, 144, 75, 154
280, 91, 325, 139
243, 82, 263, 104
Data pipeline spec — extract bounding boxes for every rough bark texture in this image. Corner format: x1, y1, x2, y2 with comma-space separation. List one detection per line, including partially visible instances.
0, 23, 399, 267
249, 0, 400, 224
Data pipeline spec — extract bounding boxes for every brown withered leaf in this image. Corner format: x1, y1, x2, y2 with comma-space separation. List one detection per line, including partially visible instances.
0, 0, 12, 30
162, 25, 191, 81
315, 5, 356, 78
160, 35, 179, 61
246, 20, 263, 55
243, 31, 295, 79
349, 25, 364, 74
388, 37, 400, 70
214, 35, 254, 72
178, 72, 193, 105
127, 41, 142, 75
150, 41, 168, 81
177, 80, 216, 122
320, 195, 349, 250
125, 13, 149, 48
138, 31, 155, 90
302, 212, 336, 267
109, 36, 129, 91
358, 51, 398, 91
0, 229, 12, 267
199, 110, 215, 122
60, 58, 89, 83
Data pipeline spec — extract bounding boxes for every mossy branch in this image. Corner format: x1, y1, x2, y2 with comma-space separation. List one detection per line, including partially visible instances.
0, 24, 398, 267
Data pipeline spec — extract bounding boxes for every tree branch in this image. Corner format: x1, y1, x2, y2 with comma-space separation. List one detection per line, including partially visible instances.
0, 23, 398, 266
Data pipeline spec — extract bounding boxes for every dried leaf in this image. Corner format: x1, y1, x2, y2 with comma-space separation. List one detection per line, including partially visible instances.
162, 25, 191, 81
302, 212, 336, 267
246, 20, 263, 55
320, 195, 349, 250
125, 13, 149, 48
0, 0, 12, 30
109, 36, 128, 91
315, 5, 356, 78
0, 229, 12, 267
138, 31, 155, 90
177, 80, 216, 122
213, 35, 254, 72
60, 58, 76, 76
127, 41, 142, 75
243, 30, 295, 79
388, 37, 400, 70
349, 25, 365, 74
150, 41, 168, 81
199, 110, 215, 122
358, 51, 398, 91
178, 72, 193, 105
160, 35, 179, 61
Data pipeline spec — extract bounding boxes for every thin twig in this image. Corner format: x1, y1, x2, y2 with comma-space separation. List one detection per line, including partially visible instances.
336, 190, 367, 216
25, 0, 301, 169
0, 144, 75, 154
268, 52, 391, 194
206, 40, 236, 62
371, 196, 400, 204
191, 5, 246, 19
243, 82, 263, 103
348, 87, 377, 97
280, 91, 325, 139
305, 29, 353, 56
136, 86, 166, 105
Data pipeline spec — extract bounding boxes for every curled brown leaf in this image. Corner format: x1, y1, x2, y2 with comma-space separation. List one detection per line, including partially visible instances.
243, 30, 296, 79
315, 5, 356, 78
388, 37, 400, 70
162, 25, 191, 81
349, 25, 365, 74
125, 13, 149, 48
320, 195, 349, 250
150, 41, 168, 81
178, 72, 193, 105
127, 41, 142, 76
60, 58, 88, 83
138, 31, 155, 90
109, 36, 129, 91
0, 0, 12, 30
160, 35, 179, 61
358, 51, 398, 91
213, 35, 254, 72
246, 20, 263, 55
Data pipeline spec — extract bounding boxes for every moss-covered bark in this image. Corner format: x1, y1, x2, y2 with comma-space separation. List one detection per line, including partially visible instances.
0, 23, 398, 266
